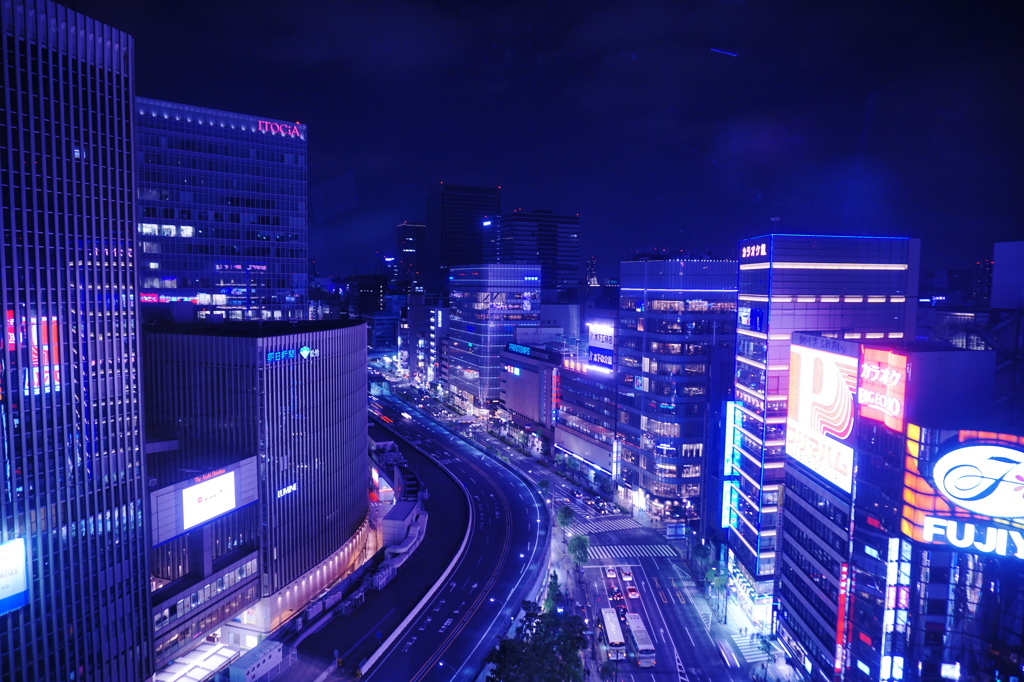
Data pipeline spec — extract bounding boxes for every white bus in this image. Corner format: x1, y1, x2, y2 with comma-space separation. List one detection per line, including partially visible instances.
624, 612, 656, 667
600, 608, 627, 661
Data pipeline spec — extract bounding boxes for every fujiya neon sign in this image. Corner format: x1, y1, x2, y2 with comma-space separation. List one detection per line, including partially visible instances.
930, 443, 1024, 518
257, 120, 302, 138
918, 442, 1024, 560
923, 517, 1024, 558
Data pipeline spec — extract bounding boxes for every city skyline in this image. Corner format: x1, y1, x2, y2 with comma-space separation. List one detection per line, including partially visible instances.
4, 1, 1023, 680
76, 0, 1022, 279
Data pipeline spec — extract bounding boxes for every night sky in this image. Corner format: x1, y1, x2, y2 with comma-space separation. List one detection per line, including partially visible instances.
79, 0, 1023, 279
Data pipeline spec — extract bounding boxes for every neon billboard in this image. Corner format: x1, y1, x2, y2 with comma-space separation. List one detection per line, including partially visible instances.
6, 312, 62, 396
786, 343, 859, 493
858, 348, 907, 432
182, 471, 237, 531
902, 429, 1024, 560
587, 321, 614, 371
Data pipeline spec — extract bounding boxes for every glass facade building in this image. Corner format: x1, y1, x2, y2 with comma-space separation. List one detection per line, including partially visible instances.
423, 183, 501, 295
142, 321, 369, 636
446, 265, 540, 412
616, 258, 737, 520
727, 234, 919, 625
0, 2, 152, 679
493, 209, 582, 302
135, 97, 308, 322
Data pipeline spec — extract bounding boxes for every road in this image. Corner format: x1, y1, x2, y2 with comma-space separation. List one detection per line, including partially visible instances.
377, 382, 764, 682
577, 521, 750, 682
361, 394, 549, 681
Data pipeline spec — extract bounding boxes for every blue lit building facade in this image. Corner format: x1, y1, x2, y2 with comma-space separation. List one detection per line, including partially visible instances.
135, 98, 307, 322
773, 333, 1024, 682
554, 356, 619, 493
616, 258, 737, 521
1, 2, 152, 679
143, 321, 370, 646
446, 265, 540, 413
727, 235, 919, 626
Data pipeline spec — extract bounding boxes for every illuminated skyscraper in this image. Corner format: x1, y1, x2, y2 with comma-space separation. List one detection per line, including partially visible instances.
725, 234, 918, 625
446, 265, 540, 413
135, 98, 308, 322
1, 1, 151, 679
616, 257, 737, 523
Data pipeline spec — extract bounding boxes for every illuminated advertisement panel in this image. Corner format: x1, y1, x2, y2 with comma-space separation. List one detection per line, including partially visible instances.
182, 471, 237, 531
786, 343, 859, 493
0, 537, 29, 617
586, 321, 614, 371
858, 348, 907, 433
6, 312, 62, 395
901, 429, 1024, 560
834, 563, 850, 675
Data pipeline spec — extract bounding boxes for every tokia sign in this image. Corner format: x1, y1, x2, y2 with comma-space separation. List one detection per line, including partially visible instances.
257, 120, 302, 137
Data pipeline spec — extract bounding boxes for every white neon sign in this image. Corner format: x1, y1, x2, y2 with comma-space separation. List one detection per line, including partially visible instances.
930, 443, 1024, 518
182, 472, 237, 530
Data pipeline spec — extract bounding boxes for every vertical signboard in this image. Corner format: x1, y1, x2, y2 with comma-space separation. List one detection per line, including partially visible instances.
786, 342, 859, 493
0, 537, 29, 616
834, 563, 850, 674
857, 349, 907, 433
586, 321, 614, 372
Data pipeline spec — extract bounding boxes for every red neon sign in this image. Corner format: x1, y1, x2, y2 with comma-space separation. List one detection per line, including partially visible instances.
834, 562, 850, 674
858, 348, 907, 432
257, 120, 302, 138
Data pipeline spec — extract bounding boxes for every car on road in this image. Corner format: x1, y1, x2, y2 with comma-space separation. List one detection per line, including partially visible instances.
614, 605, 628, 622
626, 585, 639, 599
605, 566, 617, 579
619, 568, 632, 582
716, 639, 740, 668
607, 586, 624, 604
570, 489, 583, 499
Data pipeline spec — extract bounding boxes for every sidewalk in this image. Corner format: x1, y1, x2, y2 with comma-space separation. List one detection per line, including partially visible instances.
671, 553, 802, 682
548, 528, 600, 681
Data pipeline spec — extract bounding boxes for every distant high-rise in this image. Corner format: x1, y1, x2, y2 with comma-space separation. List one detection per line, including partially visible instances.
1, 2, 152, 679
397, 221, 426, 292
725, 234, 919, 625
586, 256, 599, 286
135, 98, 308, 322
423, 183, 501, 295
495, 209, 582, 302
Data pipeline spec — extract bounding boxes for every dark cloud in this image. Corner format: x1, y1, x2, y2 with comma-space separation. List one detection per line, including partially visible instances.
78, 0, 1023, 276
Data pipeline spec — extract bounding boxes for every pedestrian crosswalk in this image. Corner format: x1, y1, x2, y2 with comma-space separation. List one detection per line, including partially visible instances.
731, 632, 781, 664
567, 517, 640, 536
588, 543, 677, 559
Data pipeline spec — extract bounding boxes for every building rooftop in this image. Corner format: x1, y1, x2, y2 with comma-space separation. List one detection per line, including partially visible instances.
144, 319, 362, 338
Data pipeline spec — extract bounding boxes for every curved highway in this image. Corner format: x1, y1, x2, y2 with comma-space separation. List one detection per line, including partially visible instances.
362, 394, 549, 681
